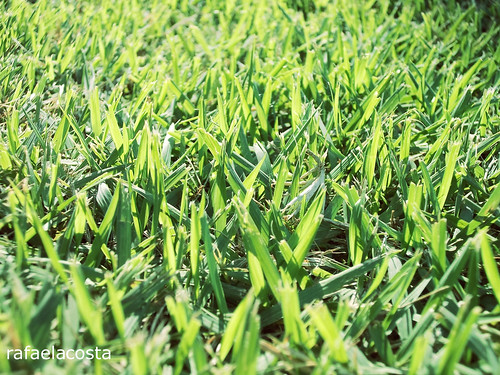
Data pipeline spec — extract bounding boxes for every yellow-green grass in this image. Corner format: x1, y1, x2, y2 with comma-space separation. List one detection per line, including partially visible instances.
0, 0, 499, 373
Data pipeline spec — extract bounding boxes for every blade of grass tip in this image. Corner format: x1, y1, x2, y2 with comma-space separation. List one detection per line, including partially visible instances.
366, 322, 396, 366
175, 318, 201, 375
70, 264, 105, 345
242, 156, 266, 193
407, 335, 429, 375
116, 183, 132, 268
437, 141, 461, 209
197, 128, 221, 163
216, 89, 229, 134
467, 182, 500, 235
362, 254, 391, 301
262, 254, 387, 327
420, 161, 441, 215
281, 283, 310, 347
291, 80, 301, 131
60, 292, 79, 352
278, 239, 310, 289
128, 180, 142, 242
57, 105, 100, 169
73, 192, 88, 249
283, 168, 325, 214
233, 75, 252, 120
46, 153, 60, 208
235, 302, 260, 375
262, 78, 272, 116
252, 83, 269, 137
349, 201, 364, 265
90, 86, 102, 138
130, 337, 149, 375
478, 230, 500, 305
363, 112, 382, 189
219, 291, 255, 361
381, 252, 423, 328
105, 274, 125, 339
272, 158, 288, 208
447, 59, 483, 112
437, 298, 481, 375
422, 240, 471, 314
191, 337, 208, 374
7, 108, 20, 154
247, 245, 268, 299
308, 303, 348, 363
288, 189, 325, 268
201, 214, 228, 314
466, 242, 480, 305
17, 189, 68, 284
106, 109, 123, 153
234, 198, 281, 300
440, 301, 500, 371
431, 218, 447, 276
190, 204, 201, 299
345, 76, 387, 133
9, 271, 33, 347
226, 158, 247, 196
348, 253, 421, 340
165, 296, 188, 331
84, 186, 119, 267
403, 183, 425, 247
7, 191, 28, 269
162, 212, 177, 275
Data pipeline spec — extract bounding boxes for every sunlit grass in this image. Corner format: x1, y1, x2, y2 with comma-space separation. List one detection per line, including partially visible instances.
0, 0, 499, 373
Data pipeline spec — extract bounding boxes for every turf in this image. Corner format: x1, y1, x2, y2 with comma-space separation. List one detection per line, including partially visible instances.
0, 0, 499, 373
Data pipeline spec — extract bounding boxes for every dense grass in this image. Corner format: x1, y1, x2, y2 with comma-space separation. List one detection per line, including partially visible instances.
1, 0, 499, 373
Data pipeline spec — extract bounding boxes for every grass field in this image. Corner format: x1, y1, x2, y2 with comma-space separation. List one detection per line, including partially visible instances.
1, 0, 499, 373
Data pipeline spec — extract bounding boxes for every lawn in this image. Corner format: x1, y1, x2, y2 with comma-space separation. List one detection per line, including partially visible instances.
0, 0, 499, 373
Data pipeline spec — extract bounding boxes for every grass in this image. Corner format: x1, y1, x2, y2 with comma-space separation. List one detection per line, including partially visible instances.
0, 0, 499, 373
